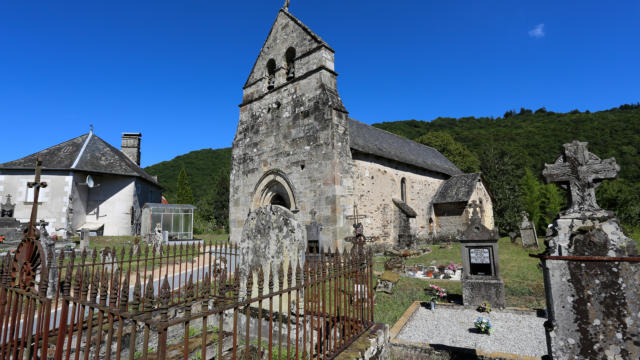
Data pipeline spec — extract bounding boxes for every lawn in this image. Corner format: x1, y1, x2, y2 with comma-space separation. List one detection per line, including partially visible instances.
373, 237, 546, 326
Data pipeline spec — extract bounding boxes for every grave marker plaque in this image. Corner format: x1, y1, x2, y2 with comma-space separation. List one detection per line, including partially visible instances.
459, 201, 505, 308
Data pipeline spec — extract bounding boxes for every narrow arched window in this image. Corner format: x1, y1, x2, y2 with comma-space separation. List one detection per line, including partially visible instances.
266, 59, 276, 90
401, 177, 407, 202
285, 47, 296, 80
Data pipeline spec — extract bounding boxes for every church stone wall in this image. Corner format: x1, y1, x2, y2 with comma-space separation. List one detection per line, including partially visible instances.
351, 153, 446, 245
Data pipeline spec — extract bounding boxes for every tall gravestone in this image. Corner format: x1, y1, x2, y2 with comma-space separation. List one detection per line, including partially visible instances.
239, 205, 306, 297
459, 200, 506, 308
539, 141, 639, 359
0, 195, 22, 248
519, 211, 539, 248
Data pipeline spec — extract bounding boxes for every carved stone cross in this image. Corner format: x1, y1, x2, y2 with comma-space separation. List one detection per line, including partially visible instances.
543, 141, 619, 214
468, 200, 482, 222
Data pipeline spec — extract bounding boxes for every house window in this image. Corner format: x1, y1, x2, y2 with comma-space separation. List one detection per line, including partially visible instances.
400, 178, 407, 202
285, 47, 296, 80
266, 59, 276, 90
25, 181, 48, 203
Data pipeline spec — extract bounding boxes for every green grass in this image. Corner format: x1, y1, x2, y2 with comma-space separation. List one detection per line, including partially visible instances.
196, 233, 231, 244
629, 227, 640, 248
374, 237, 546, 326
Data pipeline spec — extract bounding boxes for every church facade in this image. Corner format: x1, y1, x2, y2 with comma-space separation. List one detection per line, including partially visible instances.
229, 8, 494, 250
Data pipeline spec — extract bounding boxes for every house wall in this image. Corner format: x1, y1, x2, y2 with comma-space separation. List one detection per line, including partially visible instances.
351, 153, 447, 245
0, 170, 73, 238
76, 174, 136, 236
469, 181, 495, 230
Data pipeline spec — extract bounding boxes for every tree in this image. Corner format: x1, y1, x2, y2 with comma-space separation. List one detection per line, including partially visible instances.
416, 132, 480, 173
540, 183, 564, 231
520, 168, 543, 230
175, 168, 194, 205
480, 147, 522, 235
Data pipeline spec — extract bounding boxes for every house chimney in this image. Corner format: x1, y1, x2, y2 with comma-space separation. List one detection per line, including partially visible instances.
121, 132, 142, 166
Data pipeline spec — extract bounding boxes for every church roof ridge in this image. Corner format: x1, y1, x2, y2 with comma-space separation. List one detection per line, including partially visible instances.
348, 118, 462, 176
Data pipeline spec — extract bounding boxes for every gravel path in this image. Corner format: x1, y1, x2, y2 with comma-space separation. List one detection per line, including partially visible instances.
397, 306, 548, 358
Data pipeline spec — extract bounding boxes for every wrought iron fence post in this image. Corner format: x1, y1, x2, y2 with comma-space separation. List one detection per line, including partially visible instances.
157, 276, 171, 360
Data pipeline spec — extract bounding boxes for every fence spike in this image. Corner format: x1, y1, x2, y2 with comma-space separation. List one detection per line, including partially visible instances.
203, 271, 211, 297
219, 267, 227, 297
295, 261, 301, 287
120, 270, 130, 312
132, 272, 142, 311
82, 268, 90, 298
63, 262, 73, 296
73, 266, 83, 297
268, 264, 274, 292
90, 266, 100, 302
144, 275, 155, 312
245, 266, 254, 298
186, 273, 194, 300
257, 266, 265, 295
99, 270, 109, 305
278, 263, 284, 289
234, 265, 241, 300
160, 275, 171, 307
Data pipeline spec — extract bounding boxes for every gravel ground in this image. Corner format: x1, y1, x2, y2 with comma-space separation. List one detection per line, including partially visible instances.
397, 306, 548, 358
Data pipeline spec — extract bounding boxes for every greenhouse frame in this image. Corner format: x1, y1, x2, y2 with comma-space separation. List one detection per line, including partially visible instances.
140, 203, 196, 241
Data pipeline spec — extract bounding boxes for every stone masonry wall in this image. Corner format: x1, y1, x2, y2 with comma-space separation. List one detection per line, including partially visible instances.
351, 153, 446, 245
230, 11, 353, 250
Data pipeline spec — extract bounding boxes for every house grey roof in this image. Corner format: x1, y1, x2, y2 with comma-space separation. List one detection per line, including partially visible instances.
0, 132, 161, 187
348, 119, 462, 176
433, 173, 482, 204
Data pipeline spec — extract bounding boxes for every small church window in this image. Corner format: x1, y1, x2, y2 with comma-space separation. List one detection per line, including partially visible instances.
285, 47, 296, 80
400, 178, 407, 202
266, 59, 276, 90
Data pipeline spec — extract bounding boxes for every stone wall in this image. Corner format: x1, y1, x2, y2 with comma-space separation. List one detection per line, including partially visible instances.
230, 10, 353, 250
433, 182, 495, 240
351, 153, 446, 245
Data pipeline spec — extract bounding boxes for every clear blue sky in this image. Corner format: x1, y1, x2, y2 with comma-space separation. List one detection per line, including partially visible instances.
2, 0, 639, 167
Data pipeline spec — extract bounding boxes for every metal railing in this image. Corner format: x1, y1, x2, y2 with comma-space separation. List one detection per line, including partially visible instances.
0, 240, 374, 360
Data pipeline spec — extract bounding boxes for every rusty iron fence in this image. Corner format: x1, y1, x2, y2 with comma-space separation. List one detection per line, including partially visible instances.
0, 240, 374, 360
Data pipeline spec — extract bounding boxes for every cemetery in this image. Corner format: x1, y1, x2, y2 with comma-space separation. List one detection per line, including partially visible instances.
1, 2, 639, 360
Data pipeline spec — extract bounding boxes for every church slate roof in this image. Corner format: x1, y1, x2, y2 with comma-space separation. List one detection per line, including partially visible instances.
432, 173, 482, 204
0, 132, 161, 187
348, 119, 462, 176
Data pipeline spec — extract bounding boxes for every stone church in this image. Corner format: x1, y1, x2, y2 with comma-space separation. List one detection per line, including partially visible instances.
230, 7, 494, 251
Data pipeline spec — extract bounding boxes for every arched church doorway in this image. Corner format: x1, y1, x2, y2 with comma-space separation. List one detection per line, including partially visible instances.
252, 170, 298, 212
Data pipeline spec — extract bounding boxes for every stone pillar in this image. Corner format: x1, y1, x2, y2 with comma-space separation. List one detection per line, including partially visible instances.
79, 229, 90, 250
539, 141, 640, 359
459, 201, 505, 309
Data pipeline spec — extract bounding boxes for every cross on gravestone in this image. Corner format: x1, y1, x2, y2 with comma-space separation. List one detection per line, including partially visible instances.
543, 141, 619, 214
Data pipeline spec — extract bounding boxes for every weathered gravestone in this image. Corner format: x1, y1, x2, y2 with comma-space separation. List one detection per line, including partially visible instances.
459, 200, 505, 308
239, 205, 306, 297
0, 195, 22, 248
538, 141, 639, 359
520, 211, 539, 248
79, 228, 90, 250
305, 209, 321, 253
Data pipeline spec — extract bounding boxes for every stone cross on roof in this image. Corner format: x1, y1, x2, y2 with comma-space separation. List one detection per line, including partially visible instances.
543, 141, 619, 214
468, 200, 482, 224
283, 0, 290, 11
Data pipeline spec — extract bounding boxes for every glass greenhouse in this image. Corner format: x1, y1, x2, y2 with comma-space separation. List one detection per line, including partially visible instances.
140, 203, 196, 241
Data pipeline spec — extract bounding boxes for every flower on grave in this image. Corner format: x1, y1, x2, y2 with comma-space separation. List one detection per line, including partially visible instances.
428, 284, 447, 299
446, 262, 457, 272
478, 301, 491, 314
475, 317, 493, 334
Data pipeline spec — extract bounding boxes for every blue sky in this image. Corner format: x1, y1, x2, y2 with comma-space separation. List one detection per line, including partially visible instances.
1, 0, 639, 167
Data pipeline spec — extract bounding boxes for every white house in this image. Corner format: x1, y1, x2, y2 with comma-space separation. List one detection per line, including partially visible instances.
0, 131, 163, 238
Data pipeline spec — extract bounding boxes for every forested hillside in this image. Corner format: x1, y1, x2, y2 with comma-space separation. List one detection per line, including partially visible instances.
144, 148, 231, 232
144, 104, 640, 235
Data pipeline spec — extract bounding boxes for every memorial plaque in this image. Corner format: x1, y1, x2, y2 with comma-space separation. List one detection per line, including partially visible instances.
470, 248, 490, 264
468, 247, 493, 276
